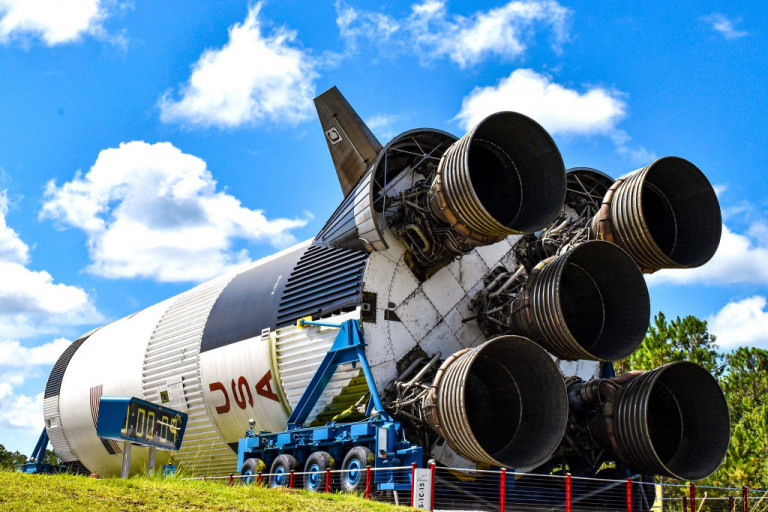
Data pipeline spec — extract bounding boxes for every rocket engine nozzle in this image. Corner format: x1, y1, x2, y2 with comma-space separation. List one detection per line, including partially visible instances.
427, 112, 566, 242
424, 335, 568, 470
592, 156, 721, 272
611, 361, 730, 481
509, 240, 650, 361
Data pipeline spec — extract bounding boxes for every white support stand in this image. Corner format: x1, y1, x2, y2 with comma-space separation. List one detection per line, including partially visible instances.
147, 446, 157, 475
120, 442, 132, 479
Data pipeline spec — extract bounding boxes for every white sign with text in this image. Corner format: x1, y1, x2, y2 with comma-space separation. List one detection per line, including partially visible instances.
413, 468, 433, 510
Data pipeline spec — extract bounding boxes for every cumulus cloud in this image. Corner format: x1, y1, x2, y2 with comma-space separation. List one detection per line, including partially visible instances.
0, 191, 29, 264
40, 141, 309, 283
455, 69, 653, 160
0, 388, 43, 430
0, 0, 109, 45
336, 0, 571, 68
160, 3, 318, 128
0, 338, 71, 367
701, 13, 748, 40
0, 193, 101, 341
365, 113, 405, 142
708, 296, 768, 350
647, 223, 768, 287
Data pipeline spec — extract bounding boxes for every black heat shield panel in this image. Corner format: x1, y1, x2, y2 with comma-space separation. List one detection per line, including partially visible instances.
44, 330, 97, 399
275, 244, 369, 327
200, 244, 307, 353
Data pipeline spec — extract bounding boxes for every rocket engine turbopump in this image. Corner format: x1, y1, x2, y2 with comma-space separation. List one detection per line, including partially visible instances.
44, 86, 729, 481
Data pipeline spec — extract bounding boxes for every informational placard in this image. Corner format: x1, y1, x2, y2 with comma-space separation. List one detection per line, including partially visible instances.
413, 468, 433, 510
97, 396, 188, 450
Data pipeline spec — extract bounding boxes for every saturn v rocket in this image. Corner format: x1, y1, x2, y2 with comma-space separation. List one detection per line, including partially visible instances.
43, 87, 730, 480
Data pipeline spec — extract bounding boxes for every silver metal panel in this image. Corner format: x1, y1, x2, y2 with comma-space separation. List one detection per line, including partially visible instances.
142, 273, 237, 475
353, 171, 387, 250
274, 309, 362, 424
43, 395, 77, 463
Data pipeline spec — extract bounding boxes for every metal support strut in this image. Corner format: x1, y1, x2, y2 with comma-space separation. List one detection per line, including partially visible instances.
288, 319, 388, 429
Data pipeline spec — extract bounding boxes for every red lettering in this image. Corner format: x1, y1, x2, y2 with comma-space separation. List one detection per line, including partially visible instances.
231, 376, 254, 409
256, 370, 280, 403
209, 382, 230, 414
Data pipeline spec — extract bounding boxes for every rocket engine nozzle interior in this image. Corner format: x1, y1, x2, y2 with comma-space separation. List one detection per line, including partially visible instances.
424, 335, 568, 470
592, 156, 722, 272
428, 112, 566, 240
612, 361, 731, 481
508, 240, 650, 361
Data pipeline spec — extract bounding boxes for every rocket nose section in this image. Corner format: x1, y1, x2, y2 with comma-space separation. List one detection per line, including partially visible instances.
314, 86, 383, 197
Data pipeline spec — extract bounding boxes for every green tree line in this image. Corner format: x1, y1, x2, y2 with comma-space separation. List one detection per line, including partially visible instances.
617, 312, 768, 489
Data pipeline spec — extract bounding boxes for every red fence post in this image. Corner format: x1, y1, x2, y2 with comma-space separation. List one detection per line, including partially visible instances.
257, 472, 262, 486
626, 478, 633, 512
430, 462, 436, 512
325, 468, 331, 493
682, 496, 688, 512
500, 468, 506, 512
565, 473, 572, 512
289, 469, 295, 488
228, 473, 233, 486
743, 486, 749, 512
690, 482, 696, 511
411, 463, 417, 507
365, 466, 372, 499
729, 495, 735, 512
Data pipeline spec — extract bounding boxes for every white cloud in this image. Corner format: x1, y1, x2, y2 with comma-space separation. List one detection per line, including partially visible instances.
0, 338, 70, 367
455, 69, 654, 161
0, 388, 42, 430
336, 0, 571, 68
0, 191, 29, 264
647, 224, 768, 287
0, 338, 71, 431
160, 3, 318, 128
708, 296, 768, 350
456, 69, 625, 134
365, 113, 404, 142
40, 141, 309, 283
701, 13, 748, 40
0, 192, 102, 341
0, 0, 108, 45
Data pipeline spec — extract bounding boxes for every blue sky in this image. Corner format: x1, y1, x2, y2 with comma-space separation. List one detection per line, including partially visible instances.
0, 0, 765, 454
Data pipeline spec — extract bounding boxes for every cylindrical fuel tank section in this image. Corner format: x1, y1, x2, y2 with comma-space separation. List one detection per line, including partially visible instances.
45, 227, 600, 477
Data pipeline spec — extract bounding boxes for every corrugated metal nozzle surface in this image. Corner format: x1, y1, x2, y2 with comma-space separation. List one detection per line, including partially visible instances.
425, 335, 568, 470
614, 361, 730, 480
594, 156, 721, 272
428, 112, 566, 239
510, 240, 650, 361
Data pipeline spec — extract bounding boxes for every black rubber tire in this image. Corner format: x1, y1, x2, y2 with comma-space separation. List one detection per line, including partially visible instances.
303, 451, 334, 492
269, 454, 299, 488
340, 446, 374, 493
240, 457, 266, 485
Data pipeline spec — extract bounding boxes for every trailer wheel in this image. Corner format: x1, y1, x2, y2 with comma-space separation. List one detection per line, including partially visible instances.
340, 446, 373, 493
269, 454, 299, 488
304, 451, 334, 492
240, 457, 266, 485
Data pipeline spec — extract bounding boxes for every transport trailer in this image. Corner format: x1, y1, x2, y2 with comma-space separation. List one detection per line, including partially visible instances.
236, 319, 422, 491
17, 429, 66, 474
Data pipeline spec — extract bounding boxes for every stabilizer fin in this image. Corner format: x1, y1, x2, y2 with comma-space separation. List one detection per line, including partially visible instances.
314, 87, 383, 197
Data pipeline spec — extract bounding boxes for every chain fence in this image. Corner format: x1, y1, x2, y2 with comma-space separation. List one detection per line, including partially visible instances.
185, 465, 767, 512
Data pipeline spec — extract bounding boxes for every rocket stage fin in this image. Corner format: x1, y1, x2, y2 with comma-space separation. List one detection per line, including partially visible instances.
314, 86, 383, 197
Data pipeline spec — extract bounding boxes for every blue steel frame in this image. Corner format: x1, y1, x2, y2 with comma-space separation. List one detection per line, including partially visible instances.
16, 428, 66, 474
237, 319, 422, 490
287, 319, 387, 429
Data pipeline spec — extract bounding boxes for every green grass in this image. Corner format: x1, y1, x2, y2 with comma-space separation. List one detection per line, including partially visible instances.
0, 470, 410, 511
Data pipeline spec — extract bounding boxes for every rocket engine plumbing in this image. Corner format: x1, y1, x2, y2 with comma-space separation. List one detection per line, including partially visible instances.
380, 113, 728, 479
